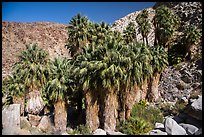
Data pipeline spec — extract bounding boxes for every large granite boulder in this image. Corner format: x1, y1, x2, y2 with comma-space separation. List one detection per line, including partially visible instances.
2, 104, 21, 135
37, 116, 53, 133
164, 117, 187, 135
20, 116, 32, 130
179, 123, 199, 135
92, 128, 107, 135
184, 95, 202, 120
28, 114, 42, 127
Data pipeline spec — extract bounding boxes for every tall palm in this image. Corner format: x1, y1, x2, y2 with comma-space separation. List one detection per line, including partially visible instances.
136, 9, 151, 46
65, 13, 90, 57
123, 22, 137, 44
2, 74, 26, 115
181, 25, 201, 60
153, 5, 180, 49
147, 45, 168, 102
123, 42, 147, 120
42, 57, 73, 133
11, 43, 48, 115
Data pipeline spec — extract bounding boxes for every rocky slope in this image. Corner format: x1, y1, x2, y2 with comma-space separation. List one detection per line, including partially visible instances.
2, 21, 70, 79
111, 2, 202, 46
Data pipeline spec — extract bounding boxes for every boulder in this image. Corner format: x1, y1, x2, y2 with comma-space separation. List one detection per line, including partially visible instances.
2, 104, 21, 135
106, 130, 126, 135
164, 118, 187, 135
37, 116, 53, 133
29, 126, 45, 135
155, 122, 164, 129
185, 95, 202, 120
194, 128, 202, 135
28, 114, 42, 127
61, 131, 69, 135
20, 117, 32, 130
149, 129, 168, 135
185, 115, 202, 129
66, 127, 74, 134
179, 123, 199, 135
92, 128, 107, 135
15, 128, 32, 135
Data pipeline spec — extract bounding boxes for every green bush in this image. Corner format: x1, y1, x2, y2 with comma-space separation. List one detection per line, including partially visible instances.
158, 100, 188, 116
116, 100, 164, 135
71, 124, 90, 135
117, 117, 151, 135
131, 100, 164, 126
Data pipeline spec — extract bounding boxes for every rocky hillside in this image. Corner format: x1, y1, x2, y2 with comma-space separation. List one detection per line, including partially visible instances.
2, 22, 70, 79
111, 2, 202, 46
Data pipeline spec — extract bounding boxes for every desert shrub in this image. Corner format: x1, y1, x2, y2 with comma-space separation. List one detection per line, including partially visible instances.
117, 117, 152, 135
158, 100, 188, 116
116, 100, 164, 135
131, 100, 164, 126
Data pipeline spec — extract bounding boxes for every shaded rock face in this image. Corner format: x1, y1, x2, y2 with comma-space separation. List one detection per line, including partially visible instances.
159, 61, 202, 102
2, 21, 70, 79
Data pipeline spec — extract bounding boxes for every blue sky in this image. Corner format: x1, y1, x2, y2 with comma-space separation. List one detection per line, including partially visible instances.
2, 2, 155, 25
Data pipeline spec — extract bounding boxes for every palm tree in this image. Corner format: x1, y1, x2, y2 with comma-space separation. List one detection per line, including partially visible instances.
123, 22, 137, 44
147, 45, 168, 102
123, 42, 148, 120
139, 44, 153, 100
153, 5, 180, 49
42, 57, 73, 133
136, 9, 151, 46
181, 25, 201, 60
2, 74, 26, 115
65, 13, 90, 57
10, 43, 49, 115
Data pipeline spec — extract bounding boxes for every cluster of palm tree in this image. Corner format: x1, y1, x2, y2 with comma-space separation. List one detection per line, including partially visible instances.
2, 44, 76, 133
64, 12, 169, 132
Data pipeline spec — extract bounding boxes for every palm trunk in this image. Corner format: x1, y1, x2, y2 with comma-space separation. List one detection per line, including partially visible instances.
118, 84, 126, 122
54, 99, 67, 133
125, 84, 140, 120
148, 72, 161, 102
142, 36, 145, 45
103, 88, 118, 131
77, 89, 83, 124
146, 37, 149, 46
25, 88, 44, 115
13, 96, 25, 116
85, 89, 99, 132
140, 78, 148, 100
